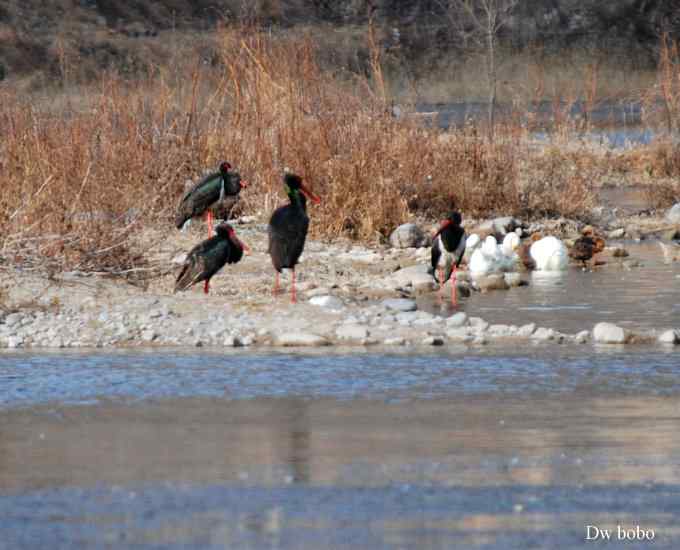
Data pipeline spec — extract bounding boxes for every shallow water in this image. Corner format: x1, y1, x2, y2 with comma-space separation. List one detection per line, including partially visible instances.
1, 349, 680, 548
420, 241, 680, 332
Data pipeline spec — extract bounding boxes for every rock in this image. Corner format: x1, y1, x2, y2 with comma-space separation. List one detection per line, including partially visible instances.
141, 330, 157, 342
389, 223, 429, 248
492, 216, 521, 236
517, 323, 536, 337
473, 274, 509, 292
658, 329, 680, 345
666, 203, 680, 224
531, 327, 556, 341
7, 336, 24, 348
335, 325, 370, 341
388, 264, 435, 292
662, 228, 680, 242
446, 327, 473, 341
574, 330, 590, 344
488, 324, 514, 337
171, 253, 187, 265
469, 317, 489, 332
4, 313, 23, 328
504, 272, 525, 288
607, 228, 625, 239
382, 298, 417, 312
383, 337, 406, 346
422, 336, 444, 346
611, 247, 629, 258
275, 332, 330, 347
593, 322, 629, 344
446, 312, 468, 327
309, 295, 344, 310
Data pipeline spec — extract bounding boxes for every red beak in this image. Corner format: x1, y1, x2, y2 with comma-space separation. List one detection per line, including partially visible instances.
299, 182, 321, 204
240, 180, 249, 189
432, 219, 452, 238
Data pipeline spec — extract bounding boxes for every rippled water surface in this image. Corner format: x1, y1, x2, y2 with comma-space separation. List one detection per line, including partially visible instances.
1, 348, 680, 549
421, 241, 680, 332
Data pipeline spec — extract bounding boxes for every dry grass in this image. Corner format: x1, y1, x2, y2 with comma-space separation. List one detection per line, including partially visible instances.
0, 26, 649, 277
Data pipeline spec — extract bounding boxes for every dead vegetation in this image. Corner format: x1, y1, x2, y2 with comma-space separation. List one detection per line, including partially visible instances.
0, 27, 677, 277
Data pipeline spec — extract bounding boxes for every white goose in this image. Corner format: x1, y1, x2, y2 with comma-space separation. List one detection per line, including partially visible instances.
529, 236, 569, 271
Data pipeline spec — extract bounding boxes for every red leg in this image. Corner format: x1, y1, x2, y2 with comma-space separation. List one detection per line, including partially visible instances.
438, 267, 444, 303
204, 280, 210, 294
206, 210, 214, 238
450, 265, 457, 306
291, 268, 297, 304
273, 272, 280, 296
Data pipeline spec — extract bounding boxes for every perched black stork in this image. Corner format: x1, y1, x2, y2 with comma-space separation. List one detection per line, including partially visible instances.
174, 223, 250, 295
268, 173, 321, 304
175, 161, 248, 238
430, 211, 466, 306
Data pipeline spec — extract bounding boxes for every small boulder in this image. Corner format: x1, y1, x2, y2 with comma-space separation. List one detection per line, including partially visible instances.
517, 323, 536, 338
446, 312, 468, 327
607, 228, 626, 239
309, 295, 344, 310
389, 223, 430, 248
666, 203, 680, 224
473, 274, 509, 292
593, 322, 629, 344
658, 329, 680, 345
422, 336, 444, 346
382, 298, 417, 312
531, 327, 556, 341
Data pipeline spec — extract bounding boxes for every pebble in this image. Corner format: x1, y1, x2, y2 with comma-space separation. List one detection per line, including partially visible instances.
608, 228, 625, 239
517, 323, 536, 338
446, 312, 468, 327
531, 327, 556, 341
383, 337, 406, 346
422, 336, 444, 346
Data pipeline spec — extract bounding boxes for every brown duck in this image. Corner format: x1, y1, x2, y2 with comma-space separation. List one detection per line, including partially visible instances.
569, 228, 605, 269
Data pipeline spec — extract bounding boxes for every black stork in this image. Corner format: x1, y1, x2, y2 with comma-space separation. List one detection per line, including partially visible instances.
174, 223, 250, 295
268, 173, 321, 304
175, 161, 248, 238
430, 211, 466, 306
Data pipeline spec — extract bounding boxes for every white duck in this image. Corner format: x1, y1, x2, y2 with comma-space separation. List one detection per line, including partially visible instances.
529, 236, 569, 271
469, 236, 503, 275
499, 232, 521, 271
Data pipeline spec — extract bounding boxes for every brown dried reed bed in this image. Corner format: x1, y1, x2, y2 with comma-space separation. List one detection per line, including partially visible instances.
0, 27, 629, 277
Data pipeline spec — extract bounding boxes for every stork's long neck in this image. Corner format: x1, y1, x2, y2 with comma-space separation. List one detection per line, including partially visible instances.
289, 190, 307, 212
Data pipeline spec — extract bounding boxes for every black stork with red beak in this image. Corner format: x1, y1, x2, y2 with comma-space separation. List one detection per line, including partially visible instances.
430, 211, 466, 306
268, 173, 321, 304
175, 161, 248, 237
174, 223, 250, 294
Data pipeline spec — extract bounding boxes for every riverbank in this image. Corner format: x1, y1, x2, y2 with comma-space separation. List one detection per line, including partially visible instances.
2, 206, 678, 350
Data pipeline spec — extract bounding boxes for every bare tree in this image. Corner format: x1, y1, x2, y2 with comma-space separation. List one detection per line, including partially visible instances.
438, 0, 518, 139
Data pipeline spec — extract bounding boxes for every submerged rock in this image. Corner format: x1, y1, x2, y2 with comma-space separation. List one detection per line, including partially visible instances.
593, 322, 629, 344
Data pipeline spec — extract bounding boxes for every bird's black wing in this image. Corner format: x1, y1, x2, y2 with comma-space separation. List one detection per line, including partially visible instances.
175, 172, 223, 228
268, 205, 309, 271
430, 238, 441, 282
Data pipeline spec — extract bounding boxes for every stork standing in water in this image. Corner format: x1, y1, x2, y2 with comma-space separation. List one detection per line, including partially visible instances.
175, 161, 248, 238
174, 223, 250, 294
268, 173, 321, 304
430, 211, 466, 306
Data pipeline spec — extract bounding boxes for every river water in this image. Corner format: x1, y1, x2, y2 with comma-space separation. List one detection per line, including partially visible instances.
1, 347, 680, 548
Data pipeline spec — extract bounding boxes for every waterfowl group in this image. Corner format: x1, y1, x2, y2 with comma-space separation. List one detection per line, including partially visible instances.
174, 165, 321, 302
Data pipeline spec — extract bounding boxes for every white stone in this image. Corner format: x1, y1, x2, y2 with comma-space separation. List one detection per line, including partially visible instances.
335, 325, 370, 340
574, 330, 590, 344
658, 329, 680, 345
6, 336, 24, 348
592, 322, 628, 344
275, 332, 330, 347
446, 312, 468, 327
531, 327, 556, 341
383, 298, 417, 312
666, 203, 680, 224
309, 295, 344, 310
517, 323, 536, 337
383, 337, 406, 346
